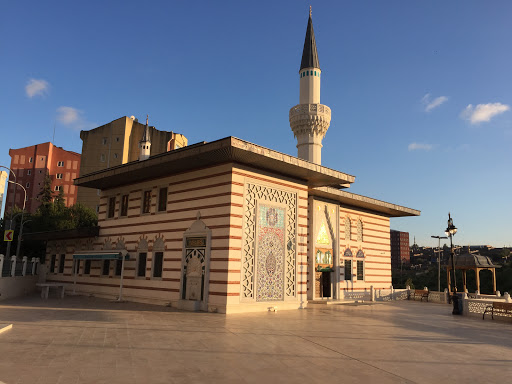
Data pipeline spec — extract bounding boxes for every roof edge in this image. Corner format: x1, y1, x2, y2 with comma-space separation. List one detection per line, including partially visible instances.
310, 186, 420, 217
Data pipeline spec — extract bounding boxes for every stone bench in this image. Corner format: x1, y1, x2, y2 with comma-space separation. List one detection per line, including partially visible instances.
483, 302, 512, 320
409, 289, 429, 302
36, 283, 67, 299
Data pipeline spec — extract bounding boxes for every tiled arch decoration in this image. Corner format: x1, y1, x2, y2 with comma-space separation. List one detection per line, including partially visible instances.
242, 183, 297, 301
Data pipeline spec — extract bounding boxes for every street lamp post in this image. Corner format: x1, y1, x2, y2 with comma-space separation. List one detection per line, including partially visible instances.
431, 235, 447, 292
1, 165, 17, 259
445, 213, 460, 315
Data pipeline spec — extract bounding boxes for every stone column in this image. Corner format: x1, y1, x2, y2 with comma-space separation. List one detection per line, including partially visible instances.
31, 257, 36, 275
10, 255, 16, 277
475, 268, 480, 293
22, 256, 27, 276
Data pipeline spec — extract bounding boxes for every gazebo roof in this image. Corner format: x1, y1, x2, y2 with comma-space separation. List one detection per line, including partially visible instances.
447, 253, 500, 269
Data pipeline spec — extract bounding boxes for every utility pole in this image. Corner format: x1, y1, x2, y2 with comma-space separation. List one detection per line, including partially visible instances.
431, 235, 447, 292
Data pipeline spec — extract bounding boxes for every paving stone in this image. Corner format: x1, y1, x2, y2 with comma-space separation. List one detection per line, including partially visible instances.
1, 295, 511, 383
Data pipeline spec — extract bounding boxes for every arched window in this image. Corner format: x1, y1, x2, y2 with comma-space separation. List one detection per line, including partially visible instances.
345, 217, 351, 241
356, 250, 364, 281
137, 239, 148, 278
343, 248, 353, 281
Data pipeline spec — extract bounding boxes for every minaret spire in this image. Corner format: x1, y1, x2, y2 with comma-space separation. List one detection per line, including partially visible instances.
289, 9, 331, 165
139, 114, 151, 161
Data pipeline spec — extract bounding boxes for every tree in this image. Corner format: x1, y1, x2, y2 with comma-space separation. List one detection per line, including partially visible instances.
37, 174, 54, 208
68, 203, 98, 228
500, 248, 510, 263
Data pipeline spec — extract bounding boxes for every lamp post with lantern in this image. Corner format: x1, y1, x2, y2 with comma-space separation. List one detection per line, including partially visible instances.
445, 213, 460, 315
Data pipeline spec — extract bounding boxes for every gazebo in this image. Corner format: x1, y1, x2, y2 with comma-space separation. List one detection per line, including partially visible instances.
446, 253, 500, 294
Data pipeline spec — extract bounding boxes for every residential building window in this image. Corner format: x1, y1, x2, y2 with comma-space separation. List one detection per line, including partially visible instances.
108, 197, 116, 218
116, 137, 120, 142
26, 182, 30, 188
74, 259, 81, 274
153, 252, 163, 278
50, 255, 56, 273
120, 194, 129, 217
57, 161, 64, 167
56, 173, 63, 179
102, 260, 110, 276
27, 170, 31, 175
114, 153, 118, 159
344, 260, 352, 281
55, 186, 62, 191
29, 157, 33, 163
158, 187, 167, 212
102, 137, 107, 145
137, 252, 147, 277
357, 260, 364, 281
100, 154, 106, 162
84, 260, 91, 274
142, 190, 151, 214
59, 254, 65, 274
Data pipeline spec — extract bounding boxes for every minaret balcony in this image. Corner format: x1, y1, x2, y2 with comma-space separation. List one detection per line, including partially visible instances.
289, 103, 331, 119
289, 103, 331, 137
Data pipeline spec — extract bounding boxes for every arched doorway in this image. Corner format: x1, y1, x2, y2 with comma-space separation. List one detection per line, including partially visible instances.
178, 212, 211, 311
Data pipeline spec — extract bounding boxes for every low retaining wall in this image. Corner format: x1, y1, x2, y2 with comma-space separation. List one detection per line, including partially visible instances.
0, 275, 39, 301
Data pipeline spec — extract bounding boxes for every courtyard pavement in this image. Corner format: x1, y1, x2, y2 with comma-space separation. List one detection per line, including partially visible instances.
0, 295, 511, 384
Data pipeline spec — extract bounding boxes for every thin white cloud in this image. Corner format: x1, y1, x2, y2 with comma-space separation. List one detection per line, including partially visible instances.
408, 142, 433, 151
460, 103, 510, 124
422, 93, 448, 112
56, 106, 95, 131
56, 106, 80, 124
25, 78, 49, 98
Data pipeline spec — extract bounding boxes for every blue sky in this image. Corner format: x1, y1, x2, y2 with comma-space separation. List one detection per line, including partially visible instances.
1, 1, 511, 247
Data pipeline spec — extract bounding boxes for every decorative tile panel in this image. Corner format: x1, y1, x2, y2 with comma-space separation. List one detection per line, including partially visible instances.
243, 183, 297, 300
256, 205, 285, 301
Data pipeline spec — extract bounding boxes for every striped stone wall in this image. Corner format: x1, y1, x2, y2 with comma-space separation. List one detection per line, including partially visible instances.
45, 163, 309, 313
339, 205, 392, 292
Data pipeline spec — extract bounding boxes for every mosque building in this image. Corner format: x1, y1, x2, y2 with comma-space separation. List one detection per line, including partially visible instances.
41, 11, 420, 313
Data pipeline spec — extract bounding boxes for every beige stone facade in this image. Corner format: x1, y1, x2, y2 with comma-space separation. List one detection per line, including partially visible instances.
43, 137, 419, 314
77, 116, 187, 211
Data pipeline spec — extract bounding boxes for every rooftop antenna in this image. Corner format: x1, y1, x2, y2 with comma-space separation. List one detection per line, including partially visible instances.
52, 121, 56, 144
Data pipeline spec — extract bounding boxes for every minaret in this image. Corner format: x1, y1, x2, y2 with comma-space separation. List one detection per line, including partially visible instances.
289, 7, 331, 165
139, 115, 151, 161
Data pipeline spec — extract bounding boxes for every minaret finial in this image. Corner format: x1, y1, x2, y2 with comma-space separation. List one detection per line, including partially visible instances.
309, 6, 312, 17
146, 114, 149, 126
